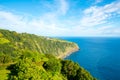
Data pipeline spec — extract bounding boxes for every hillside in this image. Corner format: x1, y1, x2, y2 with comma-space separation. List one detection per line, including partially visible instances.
0, 29, 79, 59
7, 53, 96, 80
0, 29, 96, 80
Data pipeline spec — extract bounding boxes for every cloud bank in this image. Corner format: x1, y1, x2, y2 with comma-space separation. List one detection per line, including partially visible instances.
0, 0, 120, 36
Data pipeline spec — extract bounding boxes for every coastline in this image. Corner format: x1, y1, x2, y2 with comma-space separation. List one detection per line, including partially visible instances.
57, 44, 80, 59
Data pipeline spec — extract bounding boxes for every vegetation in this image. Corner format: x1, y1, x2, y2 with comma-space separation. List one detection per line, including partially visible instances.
0, 29, 96, 80
0, 29, 78, 60
7, 53, 96, 80
61, 60, 96, 80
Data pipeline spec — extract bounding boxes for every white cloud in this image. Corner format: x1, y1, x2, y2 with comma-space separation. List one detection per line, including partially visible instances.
0, 10, 70, 36
0, 0, 70, 36
43, 0, 69, 15
59, 0, 69, 15
0, 11, 27, 31
66, 1, 120, 36
81, 1, 120, 27
95, 0, 103, 4
0, 0, 120, 37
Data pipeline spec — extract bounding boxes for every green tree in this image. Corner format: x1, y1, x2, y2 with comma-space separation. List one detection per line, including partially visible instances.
75, 68, 96, 80
0, 54, 12, 63
7, 58, 42, 80
43, 55, 61, 73
61, 60, 96, 80
61, 60, 79, 80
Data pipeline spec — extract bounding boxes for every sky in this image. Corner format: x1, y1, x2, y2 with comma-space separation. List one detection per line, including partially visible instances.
0, 0, 120, 37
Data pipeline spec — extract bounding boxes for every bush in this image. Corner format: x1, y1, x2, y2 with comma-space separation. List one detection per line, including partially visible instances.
43, 57, 61, 73
61, 60, 79, 80
7, 58, 42, 80
0, 54, 12, 63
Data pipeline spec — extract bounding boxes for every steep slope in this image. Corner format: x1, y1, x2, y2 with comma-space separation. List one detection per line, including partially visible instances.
0, 29, 79, 59
0, 29, 96, 80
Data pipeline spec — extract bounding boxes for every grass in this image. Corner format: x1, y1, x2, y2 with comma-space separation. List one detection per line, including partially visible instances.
0, 63, 12, 80
0, 38, 10, 44
0, 69, 10, 80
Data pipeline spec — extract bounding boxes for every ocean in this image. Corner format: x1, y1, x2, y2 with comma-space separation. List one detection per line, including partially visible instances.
59, 37, 120, 80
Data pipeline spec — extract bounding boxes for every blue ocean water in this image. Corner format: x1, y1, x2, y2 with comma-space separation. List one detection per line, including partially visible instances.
59, 37, 120, 80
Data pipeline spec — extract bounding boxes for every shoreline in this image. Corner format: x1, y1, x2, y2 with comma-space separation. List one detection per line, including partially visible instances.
57, 44, 80, 59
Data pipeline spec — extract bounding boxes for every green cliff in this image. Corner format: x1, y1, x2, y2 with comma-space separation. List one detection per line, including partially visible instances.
0, 29, 96, 80
0, 29, 79, 59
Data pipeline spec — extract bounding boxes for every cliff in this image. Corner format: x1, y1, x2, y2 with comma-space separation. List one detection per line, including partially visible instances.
57, 43, 79, 58
0, 29, 96, 80
0, 29, 79, 59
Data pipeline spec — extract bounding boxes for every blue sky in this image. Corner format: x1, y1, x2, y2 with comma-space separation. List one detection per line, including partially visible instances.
0, 0, 120, 36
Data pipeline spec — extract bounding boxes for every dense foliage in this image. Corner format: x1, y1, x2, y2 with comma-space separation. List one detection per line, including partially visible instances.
0, 29, 78, 63
7, 53, 96, 80
61, 60, 96, 80
0, 29, 96, 80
